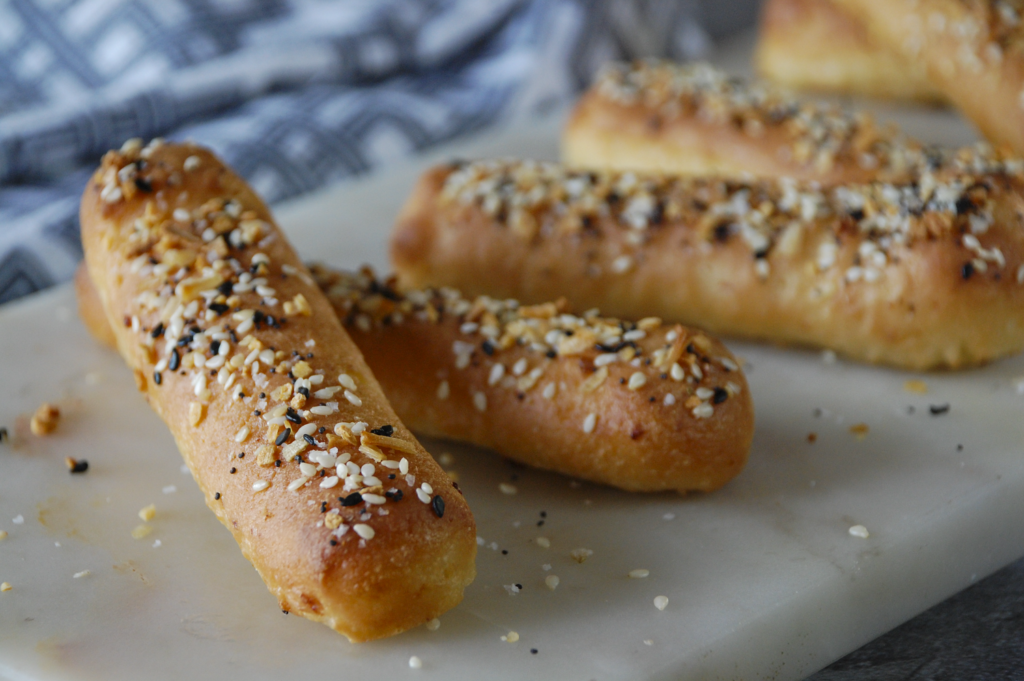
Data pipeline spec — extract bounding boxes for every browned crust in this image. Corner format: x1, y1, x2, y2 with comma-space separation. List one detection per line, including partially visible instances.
562, 60, 922, 185
833, 0, 1024, 155
755, 0, 943, 102
391, 160, 1024, 370
78, 261, 754, 493
80, 141, 475, 642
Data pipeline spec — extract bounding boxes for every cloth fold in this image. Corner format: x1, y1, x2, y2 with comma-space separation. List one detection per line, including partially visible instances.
0, 0, 709, 304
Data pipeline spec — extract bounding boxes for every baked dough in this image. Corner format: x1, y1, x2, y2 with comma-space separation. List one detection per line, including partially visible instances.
78, 262, 754, 493
562, 60, 924, 185
80, 139, 476, 642
391, 157, 1024, 370
832, 0, 1024, 155
755, 0, 943, 102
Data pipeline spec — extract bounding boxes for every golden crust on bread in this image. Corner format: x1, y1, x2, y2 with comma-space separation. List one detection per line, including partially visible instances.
80, 140, 476, 642
832, 0, 1024, 155
391, 157, 1024, 370
78, 260, 754, 493
755, 0, 943, 102
563, 60, 925, 184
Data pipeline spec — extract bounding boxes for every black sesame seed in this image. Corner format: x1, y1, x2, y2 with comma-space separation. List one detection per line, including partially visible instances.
712, 387, 729, 404
69, 459, 89, 474
955, 196, 974, 214
388, 474, 396, 480
153, 371, 162, 385
962, 261, 975, 280
168, 348, 180, 371
210, 340, 221, 355
370, 425, 394, 437
217, 281, 233, 296
540, 511, 547, 518
0, 427, 7, 443
320, 502, 327, 513
515, 583, 522, 589
208, 302, 229, 315
214, 492, 221, 500
341, 493, 363, 507
238, 452, 245, 458
296, 387, 309, 399
303, 434, 316, 446
275, 460, 282, 467
929, 404, 951, 415
329, 539, 338, 546
432, 495, 445, 518
957, 444, 964, 451
253, 410, 261, 416
318, 427, 326, 434
546, 349, 557, 359
481, 340, 495, 356
275, 428, 291, 446
150, 322, 165, 338
285, 408, 302, 424
230, 467, 237, 474
259, 392, 266, 399
537, 520, 544, 527
502, 550, 508, 555
134, 177, 153, 192
530, 649, 538, 655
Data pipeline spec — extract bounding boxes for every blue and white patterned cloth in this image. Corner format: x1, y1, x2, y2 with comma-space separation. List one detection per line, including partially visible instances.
0, 0, 714, 304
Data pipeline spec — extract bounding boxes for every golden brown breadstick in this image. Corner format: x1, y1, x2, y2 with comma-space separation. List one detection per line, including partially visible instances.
391, 156, 1024, 370
562, 60, 924, 185
832, 0, 1024, 155
77, 261, 753, 493
80, 139, 475, 642
755, 0, 943, 102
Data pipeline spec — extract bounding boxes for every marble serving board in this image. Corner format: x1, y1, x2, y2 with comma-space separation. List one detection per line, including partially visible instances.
3, 67, 1024, 681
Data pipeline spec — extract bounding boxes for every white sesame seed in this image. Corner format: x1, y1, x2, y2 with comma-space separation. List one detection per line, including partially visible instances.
313, 386, 340, 400
849, 524, 870, 538
183, 155, 201, 171
419, 481, 432, 494
460, 322, 479, 334
426, 618, 441, 631
629, 569, 650, 579
542, 383, 556, 399
473, 392, 487, 412
73, 570, 91, 579
499, 483, 518, 495
611, 254, 634, 273
409, 656, 422, 669
12, 515, 23, 525
338, 373, 356, 391
362, 494, 387, 505
252, 481, 269, 492
295, 423, 317, 439
399, 458, 409, 475
343, 390, 362, 406
670, 363, 685, 381
353, 524, 375, 540
299, 462, 317, 477
695, 387, 714, 400
654, 595, 669, 611
594, 353, 618, 367
436, 380, 450, 400
623, 329, 646, 342
545, 575, 560, 590
536, 537, 550, 548
692, 403, 714, 419
666, 329, 679, 342
510, 358, 528, 376
628, 372, 647, 390
309, 406, 334, 416
663, 393, 676, 406
488, 363, 505, 386
416, 488, 431, 504
583, 413, 597, 433
162, 485, 177, 494
320, 476, 339, 489
287, 477, 309, 492
503, 631, 519, 643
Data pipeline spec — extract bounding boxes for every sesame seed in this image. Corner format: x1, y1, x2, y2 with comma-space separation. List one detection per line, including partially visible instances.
670, 363, 685, 381
628, 372, 647, 390
545, 575, 560, 590
488, 363, 505, 385
849, 524, 870, 538
499, 483, 518, 495
692, 403, 714, 419
536, 537, 550, 548
623, 329, 646, 342
664, 394, 676, 406
594, 353, 618, 367
582, 413, 597, 433
542, 383, 556, 399
654, 595, 669, 611
0, 582, 11, 592
611, 254, 633, 273
512, 358, 528, 376
426, 618, 441, 631
343, 390, 362, 406
436, 380, 450, 400
73, 570, 91, 579
473, 392, 487, 412
353, 524, 374, 539
138, 504, 156, 522
234, 425, 250, 443
252, 481, 269, 492
183, 155, 201, 171
416, 488, 431, 504
629, 569, 650, 579
408, 656, 422, 669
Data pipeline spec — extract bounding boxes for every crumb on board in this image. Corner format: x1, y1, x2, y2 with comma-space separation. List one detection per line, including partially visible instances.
849, 423, 869, 439
501, 631, 520, 642
545, 575, 560, 590
138, 504, 156, 522
807, 432, 817, 443
654, 595, 669, 610
65, 457, 89, 474
30, 403, 60, 436
131, 524, 152, 539
570, 548, 594, 563
904, 379, 928, 394
849, 524, 870, 539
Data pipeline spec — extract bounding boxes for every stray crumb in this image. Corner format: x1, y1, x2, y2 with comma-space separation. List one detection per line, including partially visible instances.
545, 575, 560, 590
65, 457, 89, 474
807, 432, 817, 443
541, 563, 551, 571
629, 569, 650, 579
503, 584, 522, 596
849, 423, 869, 439
162, 485, 177, 494
502, 631, 520, 643
0, 427, 8, 443
663, 513, 675, 521
904, 379, 928, 394
408, 656, 422, 669
929, 403, 951, 416
12, 515, 23, 525
30, 403, 60, 435
654, 595, 669, 610
138, 504, 156, 522
536, 537, 550, 548
644, 639, 654, 646
0, 531, 7, 540
821, 350, 837, 364
0, 582, 11, 592
438, 452, 455, 466
445, 470, 459, 483
152, 540, 162, 548
131, 524, 152, 539
849, 524, 870, 539
499, 483, 518, 495
426, 618, 440, 631
570, 548, 593, 563
188, 401, 205, 427
73, 570, 91, 579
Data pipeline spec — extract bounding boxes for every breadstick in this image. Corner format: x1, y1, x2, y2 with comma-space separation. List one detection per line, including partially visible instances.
562, 60, 925, 185
831, 0, 1024, 155
80, 139, 476, 642
755, 0, 943, 102
390, 157, 1024, 370
77, 262, 753, 493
